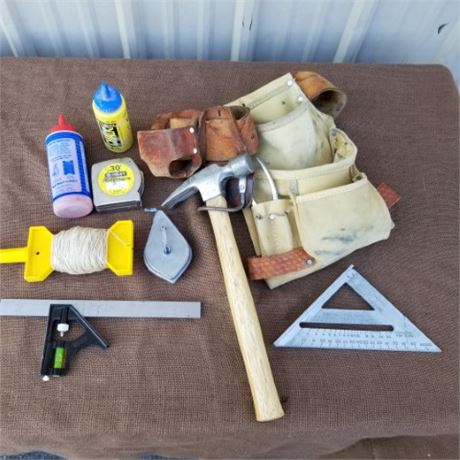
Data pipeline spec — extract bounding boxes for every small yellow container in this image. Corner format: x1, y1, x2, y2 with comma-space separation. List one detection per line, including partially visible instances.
92, 81, 133, 153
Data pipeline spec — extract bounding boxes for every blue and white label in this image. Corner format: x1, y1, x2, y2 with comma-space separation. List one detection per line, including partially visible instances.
45, 131, 91, 202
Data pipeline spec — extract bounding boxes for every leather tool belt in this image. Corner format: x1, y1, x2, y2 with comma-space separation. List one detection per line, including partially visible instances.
138, 106, 258, 179
227, 72, 398, 289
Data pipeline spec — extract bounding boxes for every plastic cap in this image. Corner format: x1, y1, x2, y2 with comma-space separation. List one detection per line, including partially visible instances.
49, 115, 77, 133
93, 81, 122, 113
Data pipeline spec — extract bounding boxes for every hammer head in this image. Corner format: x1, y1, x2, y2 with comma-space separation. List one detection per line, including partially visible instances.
161, 154, 255, 208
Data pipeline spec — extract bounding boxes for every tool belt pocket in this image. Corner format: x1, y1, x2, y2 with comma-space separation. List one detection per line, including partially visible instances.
251, 199, 299, 256
293, 173, 393, 268
247, 168, 394, 289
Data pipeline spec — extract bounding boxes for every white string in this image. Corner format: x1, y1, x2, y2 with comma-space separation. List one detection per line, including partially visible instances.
51, 227, 108, 275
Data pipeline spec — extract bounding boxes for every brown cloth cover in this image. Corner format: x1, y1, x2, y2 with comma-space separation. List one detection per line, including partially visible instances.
0, 58, 458, 460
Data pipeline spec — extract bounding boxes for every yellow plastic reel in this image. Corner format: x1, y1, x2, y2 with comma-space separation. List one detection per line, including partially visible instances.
0, 220, 133, 282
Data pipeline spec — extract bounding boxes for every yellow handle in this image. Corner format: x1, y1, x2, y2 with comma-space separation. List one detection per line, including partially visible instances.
207, 195, 284, 422
0, 247, 28, 264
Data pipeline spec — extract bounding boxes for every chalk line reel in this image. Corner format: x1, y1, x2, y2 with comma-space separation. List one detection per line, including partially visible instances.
0, 220, 134, 282
143, 210, 192, 284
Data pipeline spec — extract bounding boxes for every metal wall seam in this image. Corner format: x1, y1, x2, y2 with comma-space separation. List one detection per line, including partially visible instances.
434, 18, 460, 66
0, 0, 32, 57
38, 0, 66, 57
333, 0, 379, 63
231, 0, 257, 61
76, 1, 99, 58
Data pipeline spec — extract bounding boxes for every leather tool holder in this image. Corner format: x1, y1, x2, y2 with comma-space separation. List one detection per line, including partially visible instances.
227, 72, 397, 289
138, 106, 258, 179
293, 70, 347, 118
138, 109, 202, 179
200, 106, 258, 161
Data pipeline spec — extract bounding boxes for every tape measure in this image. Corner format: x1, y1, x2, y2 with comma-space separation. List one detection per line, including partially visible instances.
91, 157, 144, 212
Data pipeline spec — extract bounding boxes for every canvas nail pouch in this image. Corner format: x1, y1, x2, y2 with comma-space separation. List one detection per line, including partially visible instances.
228, 72, 394, 289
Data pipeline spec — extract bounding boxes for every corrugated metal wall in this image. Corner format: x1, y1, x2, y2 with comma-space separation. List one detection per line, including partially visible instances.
1, 0, 459, 83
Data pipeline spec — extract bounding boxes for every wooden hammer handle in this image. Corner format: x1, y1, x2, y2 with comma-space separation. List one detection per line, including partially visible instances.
206, 195, 284, 422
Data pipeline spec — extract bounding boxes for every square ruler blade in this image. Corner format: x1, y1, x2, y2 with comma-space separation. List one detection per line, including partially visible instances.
0, 299, 200, 319
273, 265, 440, 352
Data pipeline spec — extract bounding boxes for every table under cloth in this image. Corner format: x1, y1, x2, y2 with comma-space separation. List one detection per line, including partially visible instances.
0, 58, 458, 460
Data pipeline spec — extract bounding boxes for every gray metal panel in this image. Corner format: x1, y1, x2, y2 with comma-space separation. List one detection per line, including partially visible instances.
0, 1, 458, 83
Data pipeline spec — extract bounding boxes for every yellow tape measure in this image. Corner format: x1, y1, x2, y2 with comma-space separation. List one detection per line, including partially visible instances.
91, 157, 143, 212
98, 161, 135, 196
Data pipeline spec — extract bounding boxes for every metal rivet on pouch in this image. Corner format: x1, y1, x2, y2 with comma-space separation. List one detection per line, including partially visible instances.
192, 148, 198, 154
297, 96, 304, 103
189, 127, 195, 134
287, 79, 293, 86
305, 259, 314, 266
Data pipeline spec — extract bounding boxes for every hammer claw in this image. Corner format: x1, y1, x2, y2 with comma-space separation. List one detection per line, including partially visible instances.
161, 182, 199, 209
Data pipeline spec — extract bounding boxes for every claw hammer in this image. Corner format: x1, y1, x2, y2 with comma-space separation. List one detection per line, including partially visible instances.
162, 154, 284, 421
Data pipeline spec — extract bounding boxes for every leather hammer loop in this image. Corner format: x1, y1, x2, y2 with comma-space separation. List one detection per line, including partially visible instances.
293, 70, 347, 118
138, 106, 258, 179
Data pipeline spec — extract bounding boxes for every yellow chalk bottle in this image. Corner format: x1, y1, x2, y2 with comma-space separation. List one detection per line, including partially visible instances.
92, 82, 133, 153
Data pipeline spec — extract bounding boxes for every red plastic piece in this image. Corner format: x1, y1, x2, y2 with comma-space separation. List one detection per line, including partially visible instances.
49, 115, 76, 133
